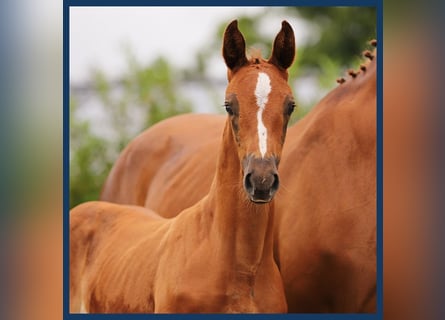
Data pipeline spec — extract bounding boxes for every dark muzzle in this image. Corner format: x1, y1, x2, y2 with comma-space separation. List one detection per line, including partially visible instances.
243, 156, 279, 203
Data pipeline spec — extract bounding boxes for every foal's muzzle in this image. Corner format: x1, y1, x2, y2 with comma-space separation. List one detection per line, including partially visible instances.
243, 156, 279, 203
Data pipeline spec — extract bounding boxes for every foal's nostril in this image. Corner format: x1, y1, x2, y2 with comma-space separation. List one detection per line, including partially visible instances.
244, 172, 254, 193
271, 174, 280, 192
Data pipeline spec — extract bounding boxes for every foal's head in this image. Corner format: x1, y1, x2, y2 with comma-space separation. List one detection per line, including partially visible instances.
222, 20, 296, 203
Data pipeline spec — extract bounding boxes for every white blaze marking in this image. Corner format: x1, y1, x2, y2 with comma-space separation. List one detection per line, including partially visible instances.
254, 72, 271, 157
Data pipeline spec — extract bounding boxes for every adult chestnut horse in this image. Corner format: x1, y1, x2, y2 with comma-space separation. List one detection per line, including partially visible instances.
71, 20, 297, 313
274, 50, 376, 312
101, 38, 377, 312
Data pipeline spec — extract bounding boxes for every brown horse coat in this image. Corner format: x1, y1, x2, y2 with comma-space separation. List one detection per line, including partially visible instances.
70, 198, 286, 312
100, 113, 223, 217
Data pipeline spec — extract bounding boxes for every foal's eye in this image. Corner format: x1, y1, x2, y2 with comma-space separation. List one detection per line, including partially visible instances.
224, 102, 234, 115
286, 102, 296, 116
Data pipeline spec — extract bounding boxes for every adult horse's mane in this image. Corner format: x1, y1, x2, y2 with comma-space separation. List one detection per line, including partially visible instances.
336, 41, 376, 85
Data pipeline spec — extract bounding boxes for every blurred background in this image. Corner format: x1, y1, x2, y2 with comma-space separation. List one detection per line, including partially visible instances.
69, 7, 376, 208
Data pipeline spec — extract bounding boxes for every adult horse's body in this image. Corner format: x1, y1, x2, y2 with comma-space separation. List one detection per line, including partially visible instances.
100, 113, 223, 217
71, 20, 297, 313
100, 42, 377, 311
274, 52, 376, 312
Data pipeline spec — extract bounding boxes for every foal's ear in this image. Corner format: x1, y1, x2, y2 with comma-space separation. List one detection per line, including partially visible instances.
268, 21, 295, 70
223, 20, 248, 72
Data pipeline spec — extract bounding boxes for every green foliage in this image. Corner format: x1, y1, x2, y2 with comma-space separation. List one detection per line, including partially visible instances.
70, 98, 113, 208
125, 53, 192, 128
295, 7, 376, 70
70, 52, 192, 208
92, 51, 192, 152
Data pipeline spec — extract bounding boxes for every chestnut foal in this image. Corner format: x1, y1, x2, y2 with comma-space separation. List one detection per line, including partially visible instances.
70, 20, 296, 313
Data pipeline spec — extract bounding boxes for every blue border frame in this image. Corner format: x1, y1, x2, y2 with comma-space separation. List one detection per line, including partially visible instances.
63, 2, 383, 319
63, 1, 70, 319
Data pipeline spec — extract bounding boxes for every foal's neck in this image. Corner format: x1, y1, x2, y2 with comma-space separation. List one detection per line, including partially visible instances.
204, 121, 275, 273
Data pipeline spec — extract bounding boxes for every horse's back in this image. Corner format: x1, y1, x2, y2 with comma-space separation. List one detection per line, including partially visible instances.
100, 113, 224, 216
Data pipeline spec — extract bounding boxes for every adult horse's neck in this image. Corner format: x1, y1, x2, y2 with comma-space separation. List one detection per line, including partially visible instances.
204, 120, 275, 275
